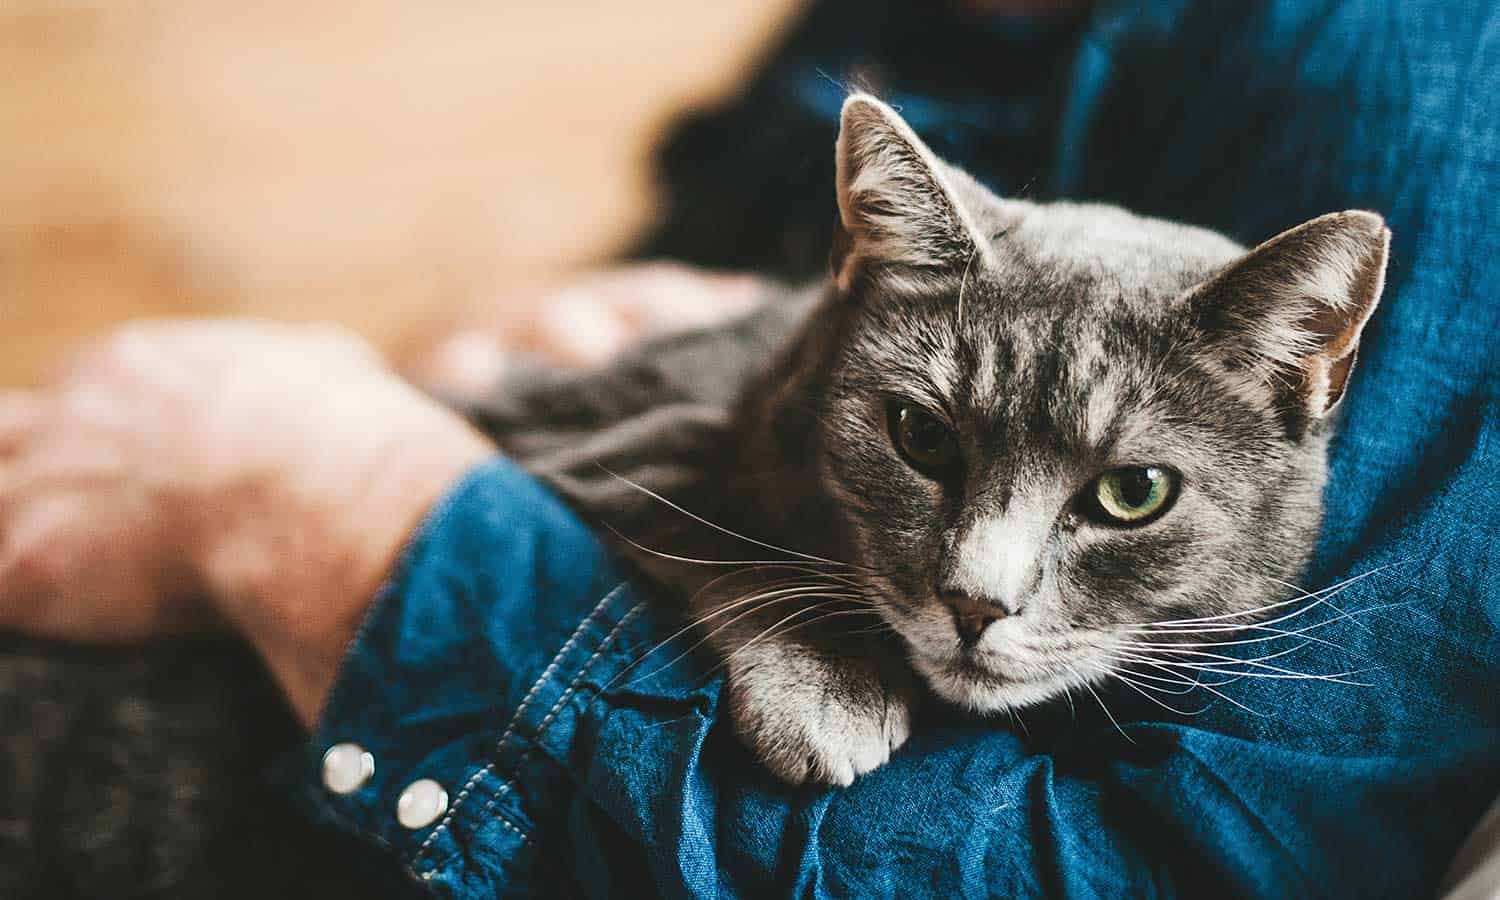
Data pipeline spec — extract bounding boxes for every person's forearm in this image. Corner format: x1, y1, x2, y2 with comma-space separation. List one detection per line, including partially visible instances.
291, 456, 640, 896
0, 321, 492, 727
205, 425, 492, 727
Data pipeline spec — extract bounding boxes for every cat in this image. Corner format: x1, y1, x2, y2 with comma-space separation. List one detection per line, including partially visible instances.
0, 92, 1389, 893
482, 93, 1391, 785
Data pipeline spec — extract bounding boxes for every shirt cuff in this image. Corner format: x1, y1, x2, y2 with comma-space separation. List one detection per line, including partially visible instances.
285, 455, 649, 895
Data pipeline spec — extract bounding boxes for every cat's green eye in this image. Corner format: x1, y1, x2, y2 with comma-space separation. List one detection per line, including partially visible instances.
1089, 466, 1178, 525
888, 401, 960, 478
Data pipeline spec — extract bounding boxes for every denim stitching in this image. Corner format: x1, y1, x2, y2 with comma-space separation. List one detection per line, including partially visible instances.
417, 814, 531, 885
420, 599, 645, 881
411, 581, 627, 864
468, 601, 646, 846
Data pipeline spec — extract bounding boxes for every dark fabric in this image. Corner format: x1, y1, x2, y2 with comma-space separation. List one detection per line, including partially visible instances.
303, 1, 1500, 896
632, 0, 1086, 277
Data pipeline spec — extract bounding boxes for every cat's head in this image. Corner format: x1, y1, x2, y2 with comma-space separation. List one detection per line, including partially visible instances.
804, 94, 1389, 711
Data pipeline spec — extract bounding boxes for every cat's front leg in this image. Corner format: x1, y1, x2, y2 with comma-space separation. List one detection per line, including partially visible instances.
725, 637, 914, 786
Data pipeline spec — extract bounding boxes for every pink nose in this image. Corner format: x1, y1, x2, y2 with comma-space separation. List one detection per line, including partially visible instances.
940, 590, 1008, 644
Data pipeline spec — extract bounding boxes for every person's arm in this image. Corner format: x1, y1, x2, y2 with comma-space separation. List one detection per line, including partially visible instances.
290, 454, 647, 895
0, 321, 491, 726
0, 316, 1492, 899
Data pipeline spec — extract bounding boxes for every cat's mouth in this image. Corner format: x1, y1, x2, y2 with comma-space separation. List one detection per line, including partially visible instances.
900, 628, 1092, 712
876, 598, 1100, 710
929, 650, 1040, 688
932, 654, 1015, 686
911, 651, 1084, 712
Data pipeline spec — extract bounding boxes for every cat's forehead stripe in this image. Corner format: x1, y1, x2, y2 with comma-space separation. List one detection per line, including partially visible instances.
1082, 373, 1125, 448
858, 266, 1206, 460
967, 330, 1000, 408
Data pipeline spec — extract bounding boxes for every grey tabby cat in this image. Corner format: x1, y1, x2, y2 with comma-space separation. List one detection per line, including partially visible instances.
485, 94, 1390, 785
0, 93, 1388, 893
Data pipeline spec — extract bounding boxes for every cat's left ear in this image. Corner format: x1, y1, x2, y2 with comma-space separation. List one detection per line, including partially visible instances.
1189, 210, 1391, 423
831, 93, 992, 291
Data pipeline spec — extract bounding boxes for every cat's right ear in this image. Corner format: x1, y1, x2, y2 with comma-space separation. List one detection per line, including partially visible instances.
1188, 210, 1391, 425
831, 93, 991, 292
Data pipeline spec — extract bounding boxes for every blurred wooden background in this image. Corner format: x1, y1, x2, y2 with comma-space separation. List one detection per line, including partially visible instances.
0, 0, 801, 386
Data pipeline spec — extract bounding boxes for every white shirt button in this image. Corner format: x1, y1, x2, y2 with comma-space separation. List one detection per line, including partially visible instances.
321, 742, 375, 795
396, 778, 449, 830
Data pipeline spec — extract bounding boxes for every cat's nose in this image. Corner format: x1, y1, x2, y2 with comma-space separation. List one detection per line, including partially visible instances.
940, 589, 1011, 645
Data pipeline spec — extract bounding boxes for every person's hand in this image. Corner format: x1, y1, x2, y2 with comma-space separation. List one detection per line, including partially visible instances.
0, 321, 492, 725
402, 262, 767, 399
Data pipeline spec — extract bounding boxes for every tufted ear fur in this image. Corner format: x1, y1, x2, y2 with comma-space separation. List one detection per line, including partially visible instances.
831, 93, 993, 291
1188, 210, 1390, 426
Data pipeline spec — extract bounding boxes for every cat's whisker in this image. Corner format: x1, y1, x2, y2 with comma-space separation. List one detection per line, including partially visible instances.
618, 592, 861, 690
1128, 628, 1348, 655
680, 576, 847, 629
1123, 586, 1405, 647
1110, 672, 1212, 716
1063, 663, 1134, 744
1127, 638, 1318, 668
685, 569, 824, 610
1128, 639, 1326, 669
1178, 677, 1268, 718
677, 583, 862, 640
1114, 651, 1375, 685
596, 539, 882, 689
1152, 579, 1410, 636
833, 602, 895, 637
674, 570, 874, 641
1126, 563, 1403, 631
1005, 707, 1031, 740
1108, 665, 1216, 694
684, 562, 872, 598
1116, 658, 1269, 716
1127, 598, 1413, 655
701, 604, 880, 684
1116, 629, 1377, 681
1116, 642, 1307, 671
1125, 595, 1323, 632
1266, 574, 1376, 636
607, 584, 859, 689
606, 592, 795, 691
604, 524, 857, 573
1111, 662, 1241, 690
764, 607, 888, 646
686, 572, 865, 623
1163, 665, 1375, 686
956, 246, 977, 329
1125, 583, 1367, 632
1124, 614, 1363, 654
600, 466, 877, 572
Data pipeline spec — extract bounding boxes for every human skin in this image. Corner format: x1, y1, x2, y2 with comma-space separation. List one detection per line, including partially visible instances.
403, 262, 766, 398
0, 266, 759, 726
0, 322, 492, 724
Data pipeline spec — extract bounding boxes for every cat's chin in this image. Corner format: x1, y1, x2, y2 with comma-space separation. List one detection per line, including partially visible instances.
910, 654, 1083, 713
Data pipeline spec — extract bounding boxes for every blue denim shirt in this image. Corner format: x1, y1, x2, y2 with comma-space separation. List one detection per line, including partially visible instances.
293, 1, 1500, 896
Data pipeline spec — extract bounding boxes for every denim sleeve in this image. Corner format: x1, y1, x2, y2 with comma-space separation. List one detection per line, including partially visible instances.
289, 456, 654, 896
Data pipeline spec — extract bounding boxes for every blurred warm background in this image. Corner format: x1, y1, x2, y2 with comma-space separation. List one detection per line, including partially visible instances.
0, 0, 801, 386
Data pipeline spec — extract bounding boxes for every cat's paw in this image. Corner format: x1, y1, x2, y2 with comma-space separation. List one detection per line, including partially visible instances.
726, 651, 912, 787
